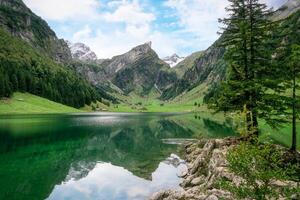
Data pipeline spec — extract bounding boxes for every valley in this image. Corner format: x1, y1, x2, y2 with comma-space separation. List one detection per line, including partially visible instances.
0, 0, 299, 114
0, 0, 299, 199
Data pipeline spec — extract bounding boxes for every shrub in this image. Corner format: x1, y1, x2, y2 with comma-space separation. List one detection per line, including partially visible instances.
218, 143, 299, 200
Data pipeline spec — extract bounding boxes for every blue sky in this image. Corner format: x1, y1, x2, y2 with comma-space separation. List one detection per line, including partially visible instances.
24, 0, 285, 58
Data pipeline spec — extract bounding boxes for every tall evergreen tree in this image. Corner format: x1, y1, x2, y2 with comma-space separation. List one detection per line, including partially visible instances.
269, 11, 300, 151
289, 45, 300, 151
216, 0, 272, 136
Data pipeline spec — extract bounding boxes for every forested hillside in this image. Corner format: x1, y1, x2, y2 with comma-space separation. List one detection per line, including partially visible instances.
0, 28, 98, 108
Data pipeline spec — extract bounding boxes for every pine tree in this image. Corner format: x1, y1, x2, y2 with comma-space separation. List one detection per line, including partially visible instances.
289, 45, 300, 151
216, 0, 272, 137
269, 11, 300, 151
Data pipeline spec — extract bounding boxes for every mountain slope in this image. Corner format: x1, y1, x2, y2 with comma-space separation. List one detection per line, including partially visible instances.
162, 0, 300, 101
0, 27, 98, 108
173, 51, 203, 78
0, 92, 80, 114
0, 0, 71, 63
272, 0, 300, 21
72, 42, 178, 97
0, 0, 103, 109
161, 39, 226, 100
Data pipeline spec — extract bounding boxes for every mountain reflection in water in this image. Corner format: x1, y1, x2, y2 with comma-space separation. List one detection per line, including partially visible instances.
0, 113, 236, 200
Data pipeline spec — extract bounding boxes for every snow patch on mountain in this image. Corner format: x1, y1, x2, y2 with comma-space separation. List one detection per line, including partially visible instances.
67, 41, 98, 62
163, 54, 185, 68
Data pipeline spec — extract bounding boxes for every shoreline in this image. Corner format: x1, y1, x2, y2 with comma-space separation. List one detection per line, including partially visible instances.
150, 137, 299, 200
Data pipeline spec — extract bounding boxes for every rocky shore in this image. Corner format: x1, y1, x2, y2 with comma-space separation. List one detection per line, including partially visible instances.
150, 138, 299, 200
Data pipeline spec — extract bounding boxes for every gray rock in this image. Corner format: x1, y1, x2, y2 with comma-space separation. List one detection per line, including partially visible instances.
191, 176, 205, 186
206, 194, 218, 200
207, 189, 232, 199
190, 140, 216, 174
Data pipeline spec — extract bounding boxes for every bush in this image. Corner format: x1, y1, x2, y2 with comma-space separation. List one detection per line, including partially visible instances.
218, 143, 300, 200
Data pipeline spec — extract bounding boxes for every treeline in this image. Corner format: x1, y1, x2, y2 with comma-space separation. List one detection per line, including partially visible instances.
0, 29, 99, 108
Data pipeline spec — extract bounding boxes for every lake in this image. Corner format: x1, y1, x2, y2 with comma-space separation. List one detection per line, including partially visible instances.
0, 112, 236, 200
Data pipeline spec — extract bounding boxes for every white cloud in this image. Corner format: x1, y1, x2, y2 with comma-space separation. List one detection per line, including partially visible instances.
70, 0, 180, 58
71, 24, 181, 59
23, 0, 100, 21
164, 0, 229, 50
24, 0, 286, 58
104, 0, 155, 26
73, 26, 93, 42
164, 0, 286, 51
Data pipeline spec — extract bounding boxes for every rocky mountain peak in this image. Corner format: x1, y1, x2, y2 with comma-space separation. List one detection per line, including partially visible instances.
163, 54, 185, 68
130, 41, 152, 55
67, 41, 98, 62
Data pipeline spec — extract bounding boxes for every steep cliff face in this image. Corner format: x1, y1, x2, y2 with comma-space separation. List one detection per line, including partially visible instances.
0, 0, 72, 63
173, 51, 203, 78
72, 42, 177, 96
110, 43, 176, 95
272, 0, 300, 21
181, 42, 225, 85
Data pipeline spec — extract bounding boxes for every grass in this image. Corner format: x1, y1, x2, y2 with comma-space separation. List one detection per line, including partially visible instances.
109, 83, 209, 113
260, 121, 300, 150
0, 92, 81, 114
81, 101, 110, 112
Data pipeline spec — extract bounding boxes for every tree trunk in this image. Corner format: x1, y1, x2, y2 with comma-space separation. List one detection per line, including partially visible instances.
252, 110, 259, 137
291, 65, 297, 151
248, 0, 259, 138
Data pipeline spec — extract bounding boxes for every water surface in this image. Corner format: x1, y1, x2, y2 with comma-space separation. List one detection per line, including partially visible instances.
0, 112, 235, 200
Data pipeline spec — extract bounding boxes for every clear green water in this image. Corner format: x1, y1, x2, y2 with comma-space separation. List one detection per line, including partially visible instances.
0, 112, 236, 200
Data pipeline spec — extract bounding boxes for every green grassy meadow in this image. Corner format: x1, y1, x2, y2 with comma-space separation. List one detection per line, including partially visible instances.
0, 92, 81, 114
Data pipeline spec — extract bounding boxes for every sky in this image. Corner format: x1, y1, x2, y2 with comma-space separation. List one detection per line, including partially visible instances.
23, 0, 286, 59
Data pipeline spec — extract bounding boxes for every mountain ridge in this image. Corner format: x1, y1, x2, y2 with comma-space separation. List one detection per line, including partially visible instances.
1, 0, 299, 108
0, 0, 72, 63
71, 41, 178, 97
